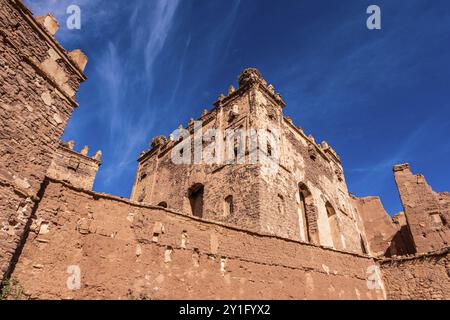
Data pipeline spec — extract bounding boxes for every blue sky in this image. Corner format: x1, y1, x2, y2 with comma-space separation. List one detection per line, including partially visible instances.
25, 0, 450, 216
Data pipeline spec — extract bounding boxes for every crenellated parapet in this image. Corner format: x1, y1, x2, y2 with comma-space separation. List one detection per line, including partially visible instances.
34, 12, 88, 75
282, 115, 343, 168
47, 141, 101, 191
1, 3, 88, 106
320, 140, 342, 165
138, 68, 289, 161
214, 67, 286, 108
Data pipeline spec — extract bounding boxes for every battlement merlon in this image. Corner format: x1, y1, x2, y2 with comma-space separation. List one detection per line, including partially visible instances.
47, 141, 101, 190
320, 141, 342, 165
393, 163, 410, 173
214, 68, 286, 109
60, 141, 102, 163
3, 1, 88, 107
12, 1, 88, 76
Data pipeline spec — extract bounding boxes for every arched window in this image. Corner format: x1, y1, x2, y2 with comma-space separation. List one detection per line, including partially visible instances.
188, 183, 204, 218
326, 202, 341, 250
298, 183, 316, 243
157, 202, 168, 208
224, 195, 233, 216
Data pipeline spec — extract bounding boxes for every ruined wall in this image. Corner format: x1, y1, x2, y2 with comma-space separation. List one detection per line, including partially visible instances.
47, 141, 101, 191
394, 164, 450, 253
0, 0, 86, 281
0, 180, 34, 282
380, 248, 450, 300
10, 180, 386, 300
351, 196, 415, 257
438, 192, 450, 229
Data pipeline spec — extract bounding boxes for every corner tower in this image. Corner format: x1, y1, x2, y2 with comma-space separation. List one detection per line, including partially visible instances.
131, 68, 368, 254
0, 1, 87, 282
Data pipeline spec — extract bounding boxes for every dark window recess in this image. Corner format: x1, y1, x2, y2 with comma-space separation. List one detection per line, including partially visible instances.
139, 172, 147, 181
189, 184, 204, 218
157, 202, 168, 208
360, 235, 368, 254
224, 195, 233, 216
267, 142, 272, 157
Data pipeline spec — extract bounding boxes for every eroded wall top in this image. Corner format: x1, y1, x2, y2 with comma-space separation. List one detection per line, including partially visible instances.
47, 141, 101, 191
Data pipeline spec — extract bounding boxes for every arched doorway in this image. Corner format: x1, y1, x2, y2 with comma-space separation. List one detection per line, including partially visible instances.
224, 195, 233, 217
326, 202, 341, 250
297, 183, 316, 243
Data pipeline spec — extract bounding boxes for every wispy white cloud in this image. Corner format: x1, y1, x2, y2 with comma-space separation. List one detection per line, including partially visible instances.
96, 42, 123, 135
143, 0, 180, 74
162, 0, 242, 114
93, 0, 181, 185
24, 0, 115, 41
168, 35, 192, 107
26, 0, 183, 188
349, 116, 439, 189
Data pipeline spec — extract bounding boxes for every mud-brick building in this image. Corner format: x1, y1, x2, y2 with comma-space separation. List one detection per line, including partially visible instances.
0, 0, 448, 300
132, 68, 368, 254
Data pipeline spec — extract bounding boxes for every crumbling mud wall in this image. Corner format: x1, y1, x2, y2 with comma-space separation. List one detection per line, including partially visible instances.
351, 196, 415, 257
394, 164, 450, 253
351, 197, 394, 256
47, 141, 101, 191
0, 180, 35, 284
0, 0, 86, 282
10, 180, 386, 300
380, 248, 450, 300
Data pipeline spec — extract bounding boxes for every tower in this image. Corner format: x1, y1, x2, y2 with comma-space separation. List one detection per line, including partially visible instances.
131, 68, 367, 254
0, 1, 87, 282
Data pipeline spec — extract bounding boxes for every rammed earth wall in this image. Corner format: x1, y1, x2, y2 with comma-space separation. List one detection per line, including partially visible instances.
380, 248, 450, 300
10, 180, 386, 300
